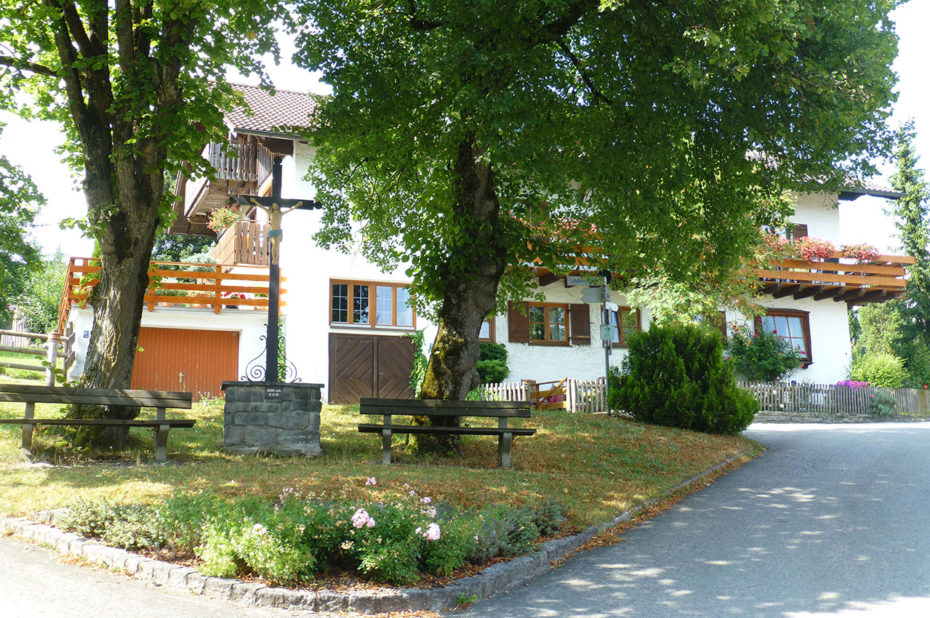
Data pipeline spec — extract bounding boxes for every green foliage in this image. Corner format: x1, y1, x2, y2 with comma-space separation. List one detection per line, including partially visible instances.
17, 253, 66, 334
59, 499, 164, 551
611, 323, 759, 435
869, 390, 898, 416
476, 342, 509, 384
727, 325, 803, 382
150, 230, 215, 262
293, 0, 898, 392
850, 352, 908, 388
59, 492, 565, 587
407, 330, 429, 397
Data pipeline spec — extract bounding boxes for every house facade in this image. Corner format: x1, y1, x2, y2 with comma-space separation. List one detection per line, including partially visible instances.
59, 85, 911, 401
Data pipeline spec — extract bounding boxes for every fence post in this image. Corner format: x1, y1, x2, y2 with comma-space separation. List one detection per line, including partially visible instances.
45, 332, 59, 386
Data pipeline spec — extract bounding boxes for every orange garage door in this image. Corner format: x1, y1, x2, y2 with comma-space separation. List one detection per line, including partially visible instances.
131, 328, 239, 398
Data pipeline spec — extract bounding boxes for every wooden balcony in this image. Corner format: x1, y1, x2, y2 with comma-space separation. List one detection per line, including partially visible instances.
756, 251, 915, 305
212, 221, 270, 266
57, 258, 286, 333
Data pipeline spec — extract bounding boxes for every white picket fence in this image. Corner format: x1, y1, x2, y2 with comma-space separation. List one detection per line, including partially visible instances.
480, 377, 608, 413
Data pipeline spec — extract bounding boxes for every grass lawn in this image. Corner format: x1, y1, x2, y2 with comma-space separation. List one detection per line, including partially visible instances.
0, 380, 758, 530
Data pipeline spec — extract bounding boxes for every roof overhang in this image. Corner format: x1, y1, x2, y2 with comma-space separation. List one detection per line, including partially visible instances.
838, 186, 903, 201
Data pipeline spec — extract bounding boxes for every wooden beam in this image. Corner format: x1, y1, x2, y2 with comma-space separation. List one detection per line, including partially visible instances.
813, 286, 843, 301
771, 284, 801, 299
846, 290, 888, 306
793, 285, 823, 300
835, 288, 867, 303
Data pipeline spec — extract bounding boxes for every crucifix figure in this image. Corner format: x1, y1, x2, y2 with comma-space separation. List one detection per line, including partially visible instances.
231, 155, 321, 382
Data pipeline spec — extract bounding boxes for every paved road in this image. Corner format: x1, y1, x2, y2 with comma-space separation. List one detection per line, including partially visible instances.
457, 422, 930, 617
0, 534, 322, 617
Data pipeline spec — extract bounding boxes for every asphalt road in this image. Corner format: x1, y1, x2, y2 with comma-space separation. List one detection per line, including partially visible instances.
456, 422, 930, 617
4, 422, 930, 617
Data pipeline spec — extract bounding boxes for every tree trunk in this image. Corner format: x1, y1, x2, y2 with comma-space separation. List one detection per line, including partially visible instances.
417, 139, 508, 454
70, 144, 163, 447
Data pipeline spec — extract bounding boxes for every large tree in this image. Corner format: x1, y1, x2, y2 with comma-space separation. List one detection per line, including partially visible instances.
294, 0, 899, 416
0, 1, 287, 439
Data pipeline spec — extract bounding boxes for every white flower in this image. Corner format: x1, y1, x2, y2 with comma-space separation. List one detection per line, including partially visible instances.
421, 497, 432, 504
252, 523, 267, 535
415, 527, 422, 534
365, 477, 377, 486
366, 517, 376, 528
425, 507, 437, 518
424, 522, 441, 541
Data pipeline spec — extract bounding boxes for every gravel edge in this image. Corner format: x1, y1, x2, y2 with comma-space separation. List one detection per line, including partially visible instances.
0, 447, 753, 614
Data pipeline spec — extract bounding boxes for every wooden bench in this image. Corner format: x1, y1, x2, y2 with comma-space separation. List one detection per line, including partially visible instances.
358, 398, 536, 468
0, 384, 195, 462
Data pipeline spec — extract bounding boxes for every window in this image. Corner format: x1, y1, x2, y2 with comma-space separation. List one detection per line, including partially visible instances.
611, 307, 641, 347
758, 309, 812, 365
529, 303, 568, 344
478, 317, 496, 342
330, 280, 415, 328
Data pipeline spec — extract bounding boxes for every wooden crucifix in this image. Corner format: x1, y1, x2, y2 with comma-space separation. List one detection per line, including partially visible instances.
232, 155, 321, 382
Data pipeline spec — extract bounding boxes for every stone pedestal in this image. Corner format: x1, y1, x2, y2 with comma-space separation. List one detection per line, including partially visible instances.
221, 381, 323, 457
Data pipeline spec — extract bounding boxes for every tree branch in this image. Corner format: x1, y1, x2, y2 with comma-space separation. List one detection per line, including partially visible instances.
61, 1, 97, 58
0, 56, 57, 77
556, 38, 612, 105
405, 0, 442, 31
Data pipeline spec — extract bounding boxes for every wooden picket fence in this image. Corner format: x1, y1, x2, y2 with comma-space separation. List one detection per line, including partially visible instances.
480, 377, 608, 413
739, 381, 930, 416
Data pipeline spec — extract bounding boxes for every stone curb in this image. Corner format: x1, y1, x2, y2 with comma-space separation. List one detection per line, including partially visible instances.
0, 447, 752, 614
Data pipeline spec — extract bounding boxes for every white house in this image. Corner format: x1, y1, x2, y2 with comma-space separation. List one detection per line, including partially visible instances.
59, 85, 911, 401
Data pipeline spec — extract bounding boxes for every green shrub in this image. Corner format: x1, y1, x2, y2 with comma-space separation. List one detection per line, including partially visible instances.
532, 500, 566, 537
611, 323, 759, 435
420, 515, 478, 577
468, 504, 539, 564
851, 352, 908, 388
476, 342, 509, 384
869, 390, 898, 416
727, 325, 803, 382
60, 499, 164, 550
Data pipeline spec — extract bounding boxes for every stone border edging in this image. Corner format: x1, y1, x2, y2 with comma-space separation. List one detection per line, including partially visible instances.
0, 447, 753, 614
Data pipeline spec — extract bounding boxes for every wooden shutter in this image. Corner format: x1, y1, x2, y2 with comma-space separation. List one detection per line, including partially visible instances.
508, 301, 530, 343
791, 223, 808, 239
569, 303, 591, 345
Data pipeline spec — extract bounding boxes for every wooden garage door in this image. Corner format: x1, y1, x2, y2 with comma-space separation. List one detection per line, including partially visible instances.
328, 333, 415, 404
131, 327, 239, 398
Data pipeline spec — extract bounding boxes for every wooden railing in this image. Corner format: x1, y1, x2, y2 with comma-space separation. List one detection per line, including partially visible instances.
756, 251, 915, 304
213, 221, 270, 266
57, 258, 284, 333
0, 324, 75, 385
207, 141, 257, 182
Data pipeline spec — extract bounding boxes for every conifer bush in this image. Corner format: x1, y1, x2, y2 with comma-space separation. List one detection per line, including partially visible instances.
609, 323, 758, 435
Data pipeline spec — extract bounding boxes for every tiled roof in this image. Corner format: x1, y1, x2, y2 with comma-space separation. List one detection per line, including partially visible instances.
225, 83, 320, 136
840, 177, 902, 200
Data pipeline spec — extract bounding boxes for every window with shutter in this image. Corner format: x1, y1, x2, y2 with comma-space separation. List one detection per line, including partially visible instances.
507, 302, 530, 343
569, 304, 591, 345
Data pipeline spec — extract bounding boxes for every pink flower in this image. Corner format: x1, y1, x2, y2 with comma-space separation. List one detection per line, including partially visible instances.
365, 477, 377, 486
409, 490, 416, 497
351, 508, 374, 529
423, 523, 441, 541
421, 497, 432, 504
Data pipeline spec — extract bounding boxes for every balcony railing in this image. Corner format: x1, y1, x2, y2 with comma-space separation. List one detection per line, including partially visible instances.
57, 258, 286, 333
755, 251, 915, 304
212, 221, 270, 266
207, 141, 257, 183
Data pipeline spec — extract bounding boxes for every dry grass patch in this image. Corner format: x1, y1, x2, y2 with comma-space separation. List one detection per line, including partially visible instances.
0, 390, 758, 529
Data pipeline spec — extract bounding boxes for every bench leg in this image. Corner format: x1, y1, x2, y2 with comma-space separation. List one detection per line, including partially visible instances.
21, 402, 35, 458
155, 425, 169, 463
381, 428, 392, 465
498, 431, 513, 469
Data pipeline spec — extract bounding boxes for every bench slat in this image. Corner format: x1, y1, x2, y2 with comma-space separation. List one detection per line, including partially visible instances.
0, 418, 195, 428
0, 385, 192, 407
359, 399, 531, 418
358, 424, 535, 437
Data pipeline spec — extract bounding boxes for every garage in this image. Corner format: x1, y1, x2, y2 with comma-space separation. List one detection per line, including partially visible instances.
131, 327, 239, 398
328, 333, 415, 404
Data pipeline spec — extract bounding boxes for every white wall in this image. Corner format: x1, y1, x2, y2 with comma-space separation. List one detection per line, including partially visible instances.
494, 281, 652, 383
790, 192, 841, 243
278, 142, 438, 401
66, 306, 268, 382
